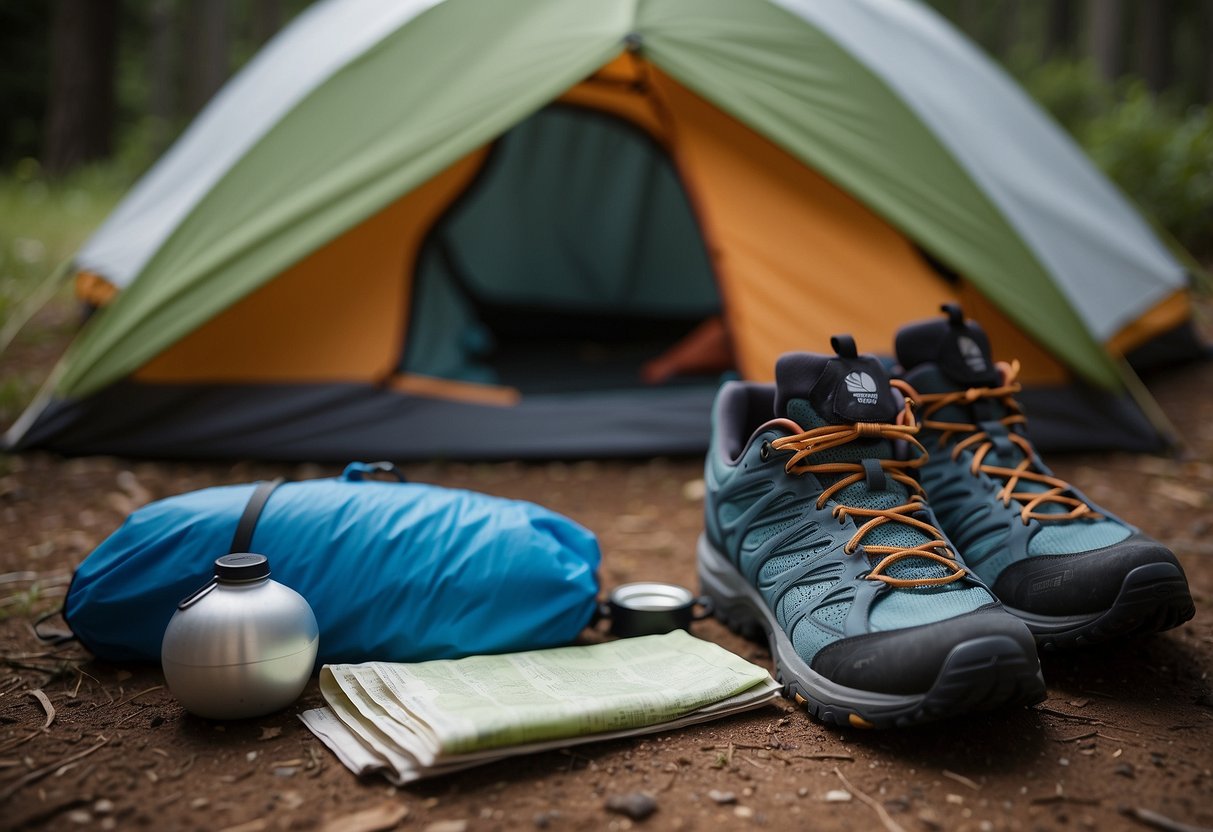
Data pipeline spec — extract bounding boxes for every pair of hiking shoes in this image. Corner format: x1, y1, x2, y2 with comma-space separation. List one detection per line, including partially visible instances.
699, 304, 1195, 729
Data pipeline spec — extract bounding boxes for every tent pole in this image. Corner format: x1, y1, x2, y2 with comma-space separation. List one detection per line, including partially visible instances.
0, 258, 74, 357
1116, 358, 1185, 456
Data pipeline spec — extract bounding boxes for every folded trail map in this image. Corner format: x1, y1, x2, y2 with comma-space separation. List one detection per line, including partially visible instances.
301, 630, 781, 783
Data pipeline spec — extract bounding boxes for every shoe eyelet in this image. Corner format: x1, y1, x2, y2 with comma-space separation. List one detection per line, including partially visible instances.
759, 441, 771, 462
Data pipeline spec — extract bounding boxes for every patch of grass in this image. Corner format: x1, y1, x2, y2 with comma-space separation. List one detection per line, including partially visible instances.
0, 373, 39, 426
0, 158, 130, 329
0, 160, 130, 421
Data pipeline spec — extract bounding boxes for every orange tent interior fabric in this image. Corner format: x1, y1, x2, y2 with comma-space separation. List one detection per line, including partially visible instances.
122, 51, 1140, 393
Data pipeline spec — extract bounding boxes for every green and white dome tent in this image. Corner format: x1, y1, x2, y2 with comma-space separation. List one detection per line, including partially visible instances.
7, 0, 1199, 461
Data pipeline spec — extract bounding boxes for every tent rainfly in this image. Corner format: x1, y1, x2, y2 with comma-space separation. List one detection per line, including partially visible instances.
6, 0, 1202, 461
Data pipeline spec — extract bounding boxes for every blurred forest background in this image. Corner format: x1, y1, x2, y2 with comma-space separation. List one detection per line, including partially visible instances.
0, 1, 1210, 406
2, 0, 1211, 243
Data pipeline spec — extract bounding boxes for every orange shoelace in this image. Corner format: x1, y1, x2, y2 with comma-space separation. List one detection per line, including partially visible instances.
911, 360, 1102, 526
768, 380, 967, 589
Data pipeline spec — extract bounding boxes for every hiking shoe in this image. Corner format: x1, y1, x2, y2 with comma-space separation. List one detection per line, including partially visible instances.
699, 335, 1045, 728
895, 304, 1195, 649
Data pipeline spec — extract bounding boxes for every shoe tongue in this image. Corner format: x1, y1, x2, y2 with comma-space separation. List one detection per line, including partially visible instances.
895, 303, 1000, 389
774, 335, 897, 426
774, 337, 959, 587
898, 304, 1037, 475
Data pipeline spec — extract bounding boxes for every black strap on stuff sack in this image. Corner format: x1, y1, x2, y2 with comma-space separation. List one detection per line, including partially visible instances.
229, 477, 287, 554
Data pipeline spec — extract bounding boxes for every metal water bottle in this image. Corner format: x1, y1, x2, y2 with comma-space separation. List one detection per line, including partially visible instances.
161, 553, 319, 720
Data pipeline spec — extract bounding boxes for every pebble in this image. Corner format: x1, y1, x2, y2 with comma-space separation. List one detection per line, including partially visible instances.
423, 821, 468, 832
605, 792, 658, 821
707, 790, 737, 805
824, 790, 851, 803
1115, 763, 1136, 778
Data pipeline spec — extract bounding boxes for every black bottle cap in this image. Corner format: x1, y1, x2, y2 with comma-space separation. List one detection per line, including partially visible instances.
214, 553, 270, 582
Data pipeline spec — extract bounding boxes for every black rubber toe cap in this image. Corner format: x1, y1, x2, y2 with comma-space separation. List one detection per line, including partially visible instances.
992, 532, 1186, 617
810, 605, 1038, 696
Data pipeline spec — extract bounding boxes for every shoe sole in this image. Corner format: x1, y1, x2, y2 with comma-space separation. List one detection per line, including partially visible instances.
1003, 563, 1196, 650
697, 535, 1046, 729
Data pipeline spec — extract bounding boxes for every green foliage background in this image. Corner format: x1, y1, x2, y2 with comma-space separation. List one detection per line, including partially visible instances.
1019, 60, 1213, 258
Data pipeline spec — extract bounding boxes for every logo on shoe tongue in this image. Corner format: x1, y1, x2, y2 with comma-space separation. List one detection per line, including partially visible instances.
845, 371, 879, 405
957, 335, 987, 373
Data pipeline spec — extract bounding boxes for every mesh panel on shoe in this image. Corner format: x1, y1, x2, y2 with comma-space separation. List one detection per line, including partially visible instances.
777, 580, 837, 628
869, 584, 991, 631
1029, 521, 1131, 555
811, 601, 850, 631
792, 617, 838, 664
759, 538, 835, 583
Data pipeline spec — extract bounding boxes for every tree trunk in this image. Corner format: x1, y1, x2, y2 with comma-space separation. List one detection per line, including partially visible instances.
996, 0, 1022, 61
1206, 0, 1213, 103
1135, 0, 1175, 94
42, 0, 119, 175
185, 0, 230, 116
1045, 0, 1078, 59
252, 0, 283, 47
1085, 0, 1124, 83
148, 0, 177, 154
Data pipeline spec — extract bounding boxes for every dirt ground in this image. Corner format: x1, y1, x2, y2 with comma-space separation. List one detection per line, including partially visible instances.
2, 308, 1212, 831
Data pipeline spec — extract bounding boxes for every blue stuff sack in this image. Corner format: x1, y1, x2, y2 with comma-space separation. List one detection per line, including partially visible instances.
64, 462, 601, 664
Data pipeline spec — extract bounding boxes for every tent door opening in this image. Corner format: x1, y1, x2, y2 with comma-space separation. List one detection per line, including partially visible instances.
400, 105, 725, 395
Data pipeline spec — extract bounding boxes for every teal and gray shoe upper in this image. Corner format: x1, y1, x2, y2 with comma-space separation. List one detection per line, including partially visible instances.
895, 305, 1193, 635
703, 337, 1033, 696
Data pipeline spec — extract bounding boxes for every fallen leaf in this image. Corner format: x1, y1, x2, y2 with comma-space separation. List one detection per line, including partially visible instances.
320, 803, 410, 832
682, 479, 706, 501
421, 821, 467, 832
218, 820, 268, 832
278, 791, 304, 810
1154, 481, 1207, 509
28, 689, 54, 730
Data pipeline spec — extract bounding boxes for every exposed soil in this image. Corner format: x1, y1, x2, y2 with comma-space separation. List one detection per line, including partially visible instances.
2, 302, 1212, 832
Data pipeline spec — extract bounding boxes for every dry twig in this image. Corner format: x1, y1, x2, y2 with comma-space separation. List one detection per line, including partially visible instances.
1119, 805, 1210, 832
0, 735, 109, 802
1056, 731, 1098, 743
110, 684, 164, 710
942, 770, 980, 791
0, 729, 42, 755
833, 766, 906, 832
1036, 705, 1103, 724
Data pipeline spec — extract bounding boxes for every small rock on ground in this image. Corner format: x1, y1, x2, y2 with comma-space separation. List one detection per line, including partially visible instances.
605, 792, 658, 821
